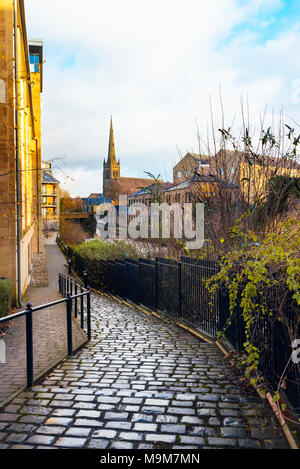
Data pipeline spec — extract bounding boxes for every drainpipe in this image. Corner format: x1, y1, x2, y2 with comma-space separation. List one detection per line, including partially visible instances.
14, 0, 22, 307
34, 138, 40, 254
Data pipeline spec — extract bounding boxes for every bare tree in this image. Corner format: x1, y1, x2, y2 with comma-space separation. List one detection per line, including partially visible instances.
182, 103, 300, 257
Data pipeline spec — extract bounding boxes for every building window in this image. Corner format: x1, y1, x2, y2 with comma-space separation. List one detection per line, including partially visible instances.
186, 170, 190, 177
177, 171, 182, 178
185, 192, 191, 203
30, 53, 40, 73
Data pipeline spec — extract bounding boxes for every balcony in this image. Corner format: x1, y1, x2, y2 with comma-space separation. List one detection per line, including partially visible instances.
42, 202, 58, 208
41, 192, 58, 197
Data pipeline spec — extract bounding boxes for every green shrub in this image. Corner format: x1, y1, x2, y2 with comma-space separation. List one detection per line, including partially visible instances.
206, 217, 300, 401
74, 239, 139, 262
0, 279, 12, 319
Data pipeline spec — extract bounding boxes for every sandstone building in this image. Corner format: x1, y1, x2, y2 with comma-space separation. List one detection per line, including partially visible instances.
0, 1, 42, 304
102, 118, 154, 201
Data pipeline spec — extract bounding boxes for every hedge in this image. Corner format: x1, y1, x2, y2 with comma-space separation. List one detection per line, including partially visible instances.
74, 239, 139, 262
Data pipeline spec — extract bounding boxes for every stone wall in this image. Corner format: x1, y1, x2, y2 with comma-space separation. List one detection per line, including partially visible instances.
30, 252, 48, 287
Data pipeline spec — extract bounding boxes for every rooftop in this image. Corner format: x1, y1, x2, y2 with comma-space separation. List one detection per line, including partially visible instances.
28, 39, 43, 47
87, 193, 102, 199
128, 182, 176, 197
42, 171, 60, 184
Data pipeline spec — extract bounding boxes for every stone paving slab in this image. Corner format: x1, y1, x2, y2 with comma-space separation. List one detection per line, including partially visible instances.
0, 293, 288, 449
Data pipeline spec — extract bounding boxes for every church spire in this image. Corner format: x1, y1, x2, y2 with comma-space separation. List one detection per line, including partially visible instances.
108, 116, 116, 163
103, 116, 120, 194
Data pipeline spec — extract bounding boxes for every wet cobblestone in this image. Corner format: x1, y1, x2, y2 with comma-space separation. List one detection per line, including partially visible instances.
0, 293, 288, 449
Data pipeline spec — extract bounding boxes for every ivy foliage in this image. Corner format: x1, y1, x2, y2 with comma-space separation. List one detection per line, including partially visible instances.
206, 217, 300, 382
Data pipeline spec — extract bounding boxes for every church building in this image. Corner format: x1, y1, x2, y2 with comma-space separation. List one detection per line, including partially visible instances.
103, 118, 155, 201
103, 117, 120, 191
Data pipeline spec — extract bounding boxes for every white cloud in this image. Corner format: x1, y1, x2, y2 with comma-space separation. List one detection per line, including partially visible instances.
26, 0, 300, 196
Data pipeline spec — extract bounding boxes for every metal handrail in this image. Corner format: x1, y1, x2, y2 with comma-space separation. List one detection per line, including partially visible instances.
0, 273, 91, 388
0, 298, 67, 324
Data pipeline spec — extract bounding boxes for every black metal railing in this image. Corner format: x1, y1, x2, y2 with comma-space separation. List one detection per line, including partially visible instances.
58, 274, 91, 342
0, 274, 91, 389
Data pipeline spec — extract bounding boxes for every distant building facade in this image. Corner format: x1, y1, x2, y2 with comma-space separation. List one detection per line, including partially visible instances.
213, 149, 300, 203
82, 193, 112, 213
173, 153, 211, 184
41, 161, 60, 231
128, 182, 175, 207
165, 173, 218, 205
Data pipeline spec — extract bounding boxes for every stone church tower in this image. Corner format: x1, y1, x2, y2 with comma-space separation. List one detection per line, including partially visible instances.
103, 117, 120, 193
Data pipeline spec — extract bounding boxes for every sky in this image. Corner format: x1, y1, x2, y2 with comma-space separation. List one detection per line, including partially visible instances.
26, 0, 300, 197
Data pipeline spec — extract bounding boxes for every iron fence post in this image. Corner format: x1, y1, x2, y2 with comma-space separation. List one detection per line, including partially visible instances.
137, 261, 140, 304
25, 303, 34, 388
68, 258, 72, 275
83, 270, 88, 289
87, 287, 91, 340
218, 285, 230, 333
80, 285, 84, 329
66, 293, 73, 356
155, 258, 158, 310
75, 282, 78, 318
124, 262, 128, 299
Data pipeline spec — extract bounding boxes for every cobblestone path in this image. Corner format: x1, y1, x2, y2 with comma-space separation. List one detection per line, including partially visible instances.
0, 293, 288, 449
